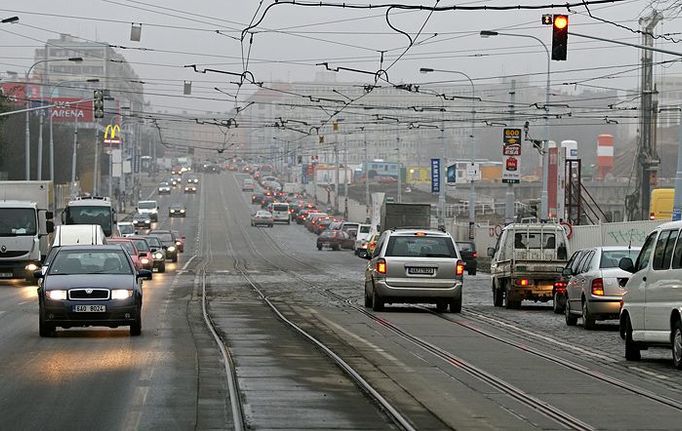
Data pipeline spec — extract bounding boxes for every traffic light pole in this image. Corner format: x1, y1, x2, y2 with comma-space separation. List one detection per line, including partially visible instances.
570, 32, 682, 57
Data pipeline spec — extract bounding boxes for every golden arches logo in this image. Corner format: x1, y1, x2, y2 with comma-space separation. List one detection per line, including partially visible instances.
104, 124, 121, 141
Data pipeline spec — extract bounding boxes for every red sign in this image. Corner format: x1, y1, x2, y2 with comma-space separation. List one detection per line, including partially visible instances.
50, 98, 94, 123
0, 82, 28, 105
503, 144, 521, 156
505, 157, 518, 171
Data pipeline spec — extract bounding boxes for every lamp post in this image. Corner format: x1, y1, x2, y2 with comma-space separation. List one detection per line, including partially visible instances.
420, 68, 477, 235
480, 30, 551, 221
23, 56, 83, 180
48, 78, 99, 184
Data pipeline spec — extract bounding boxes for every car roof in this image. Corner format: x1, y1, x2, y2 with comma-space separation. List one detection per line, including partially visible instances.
655, 220, 682, 230
388, 229, 451, 237
56, 244, 123, 251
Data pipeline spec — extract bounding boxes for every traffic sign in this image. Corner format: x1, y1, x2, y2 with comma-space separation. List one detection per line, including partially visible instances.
466, 162, 480, 181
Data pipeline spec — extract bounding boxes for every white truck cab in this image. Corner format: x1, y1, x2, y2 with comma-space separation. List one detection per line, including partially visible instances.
136, 200, 159, 222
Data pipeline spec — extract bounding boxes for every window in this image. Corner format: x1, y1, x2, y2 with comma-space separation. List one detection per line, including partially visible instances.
513, 231, 555, 249
386, 236, 457, 258
662, 230, 678, 270
600, 249, 639, 269
652, 230, 673, 270
635, 232, 657, 272
672, 231, 682, 269
578, 251, 595, 273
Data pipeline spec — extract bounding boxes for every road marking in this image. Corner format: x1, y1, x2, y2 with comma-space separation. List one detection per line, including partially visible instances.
181, 255, 197, 271
628, 366, 671, 380
17, 301, 28, 306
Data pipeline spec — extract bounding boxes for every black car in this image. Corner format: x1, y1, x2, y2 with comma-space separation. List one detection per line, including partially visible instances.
169, 204, 186, 217
35, 245, 150, 337
252, 193, 265, 205
132, 212, 152, 229
148, 230, 179, 263
456, 241, 478, 275
138, 235, 167, 272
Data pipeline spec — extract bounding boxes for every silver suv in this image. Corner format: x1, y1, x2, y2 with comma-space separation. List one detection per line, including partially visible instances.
364, 229, 464, 313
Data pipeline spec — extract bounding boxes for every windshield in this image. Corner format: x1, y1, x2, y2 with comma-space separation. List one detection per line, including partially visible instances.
131, 239, 149, 251
359, 225, 371, 234
457, 242, 474, 252
159, 182, 169, 187
64, 206, 113, 236
118, 224, 135, 235
151, 232, 173, 242
386, 236, 457, 258
0, 208, 37, 236
144, 237, 162, 247
600, 249, 640, 268
49, 249, 132, 275
273, 204, 288, 212
138, 201, 157, 210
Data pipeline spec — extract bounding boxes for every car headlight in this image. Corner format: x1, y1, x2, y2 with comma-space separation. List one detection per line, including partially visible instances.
180, 209, 185, 213
175, 241, 182, 245
154, 252, 164, 260
170, 210, 175, 213
167, 246, 176, 252
25, 263, 39, 271
140, 257, 150, 264
145, 220, 151, 224
111, 289, 133, 300
47, 290, 67, 301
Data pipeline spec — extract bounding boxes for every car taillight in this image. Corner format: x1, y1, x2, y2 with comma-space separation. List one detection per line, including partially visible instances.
515, 278, 530, 287
376, 259, 387, 274
591, 278, 605, 296
456, 261, 465, 277
553, 281, 567, 293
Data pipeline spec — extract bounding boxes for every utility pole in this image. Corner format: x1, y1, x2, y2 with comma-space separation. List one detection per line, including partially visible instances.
364, 127, 370, 221
505, 80, 516, 224
396, 144, 402, 203
438, 104, 446, 229
334, 143, 339, 214
71, 114, 79, 196
343, 134, 348, 219
627, 10, 662, 220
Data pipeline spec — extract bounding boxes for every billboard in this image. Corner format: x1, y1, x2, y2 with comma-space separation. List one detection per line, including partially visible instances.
50, 98, 94, 123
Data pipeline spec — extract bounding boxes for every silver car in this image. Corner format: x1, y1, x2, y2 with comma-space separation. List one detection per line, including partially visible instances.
565, 246, 640, 329
364, 229, 464, 313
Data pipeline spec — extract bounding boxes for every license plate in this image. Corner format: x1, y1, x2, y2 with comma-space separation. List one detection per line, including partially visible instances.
0, 272, 13, 278
408, 267, 435, 275
73, 305, 106, 313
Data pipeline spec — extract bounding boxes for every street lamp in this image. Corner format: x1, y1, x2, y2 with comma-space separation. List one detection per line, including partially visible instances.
24, 56, 83, 180
420, 67, 477, 236
48, 78, 99, 184
480, 30, 551, 222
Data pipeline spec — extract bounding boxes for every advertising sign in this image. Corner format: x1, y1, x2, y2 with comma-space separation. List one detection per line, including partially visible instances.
502, 156, 520, 183
431, 158, 441, 193
502, 128, 522, 184
50, 98, 94, 123
103, 124, 122, 150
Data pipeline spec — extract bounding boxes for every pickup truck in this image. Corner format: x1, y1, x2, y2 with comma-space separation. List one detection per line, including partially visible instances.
488, 223, 569, 309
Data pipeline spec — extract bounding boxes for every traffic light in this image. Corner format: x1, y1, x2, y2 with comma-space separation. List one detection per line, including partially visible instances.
93, 89, 104, 119
551, 14, 569, 61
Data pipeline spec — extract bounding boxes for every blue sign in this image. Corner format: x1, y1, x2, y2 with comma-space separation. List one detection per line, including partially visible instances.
431, 158, 440, 193
673, 207, 681, 221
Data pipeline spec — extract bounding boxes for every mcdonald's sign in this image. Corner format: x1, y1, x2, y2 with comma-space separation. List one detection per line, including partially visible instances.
103, 124, 122, 147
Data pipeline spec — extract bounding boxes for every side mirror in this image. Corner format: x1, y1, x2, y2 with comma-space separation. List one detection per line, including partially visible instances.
619, 257, 635, 273
487, 247, 495, 258
33, 269, 44, 279
137, 269, 153, 280
561, 267, 573, 277
46, 220, 55, 234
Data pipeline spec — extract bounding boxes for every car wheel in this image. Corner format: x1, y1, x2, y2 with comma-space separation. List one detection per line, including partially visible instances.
553, 291, 564, 314
624, 316, 641, 361
582, 298, 596, 330
130, 307, 142, 336
39, 313, 55, 337
158, 263, 166, 273
673, 320, 682, 370
468, 268, 477, 276
372, 287, 384, 312
317, 245, 322, 251
364, 284, 372, 308
504, 283, 520, 309
565, 300, 578, 326
450, 298, 462, 313
436, 301, 448, 313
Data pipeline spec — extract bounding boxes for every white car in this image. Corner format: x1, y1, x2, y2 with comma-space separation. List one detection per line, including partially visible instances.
270, 202, 290, 224
136, 200, 159, 222
118, 222, 136, 237
619, 221, 682, 368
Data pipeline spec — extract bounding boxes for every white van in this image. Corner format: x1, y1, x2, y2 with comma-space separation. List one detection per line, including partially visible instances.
619, 220, 682, 369
270, 202, 290, 224
51, 224, 107, 247
136, 200, 159, 222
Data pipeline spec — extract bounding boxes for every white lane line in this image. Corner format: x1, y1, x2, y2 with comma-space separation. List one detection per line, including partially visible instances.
181, 255, 197, 271
17, 301, 28, 306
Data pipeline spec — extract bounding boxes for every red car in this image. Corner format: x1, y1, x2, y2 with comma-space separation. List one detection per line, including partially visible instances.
127, 237, 155, 271
108, 238, 147, 271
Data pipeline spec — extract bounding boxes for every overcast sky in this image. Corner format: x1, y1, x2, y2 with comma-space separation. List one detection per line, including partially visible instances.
1, 0, 681, 118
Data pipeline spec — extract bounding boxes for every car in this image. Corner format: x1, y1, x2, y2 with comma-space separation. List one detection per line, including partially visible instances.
317, 229, 347, 251
365, 233, 380, 258
456, 241, 478, 275
169, 203, 187, 217
184, 185, 197, 194
618, 222, 682, 368
553, 249, 591, 314
108, 238, 146, 271
313, 217, 335, 235
157, 181, 171, 195
186, 176, 199, 184
35, 245, 150, 337
364, 229, 464, 313
243, 178, 256, 192
51, 224, 107, 248
138, 235, 166, 272
564, 246, 640, 329
136, 200, 159, 222
172, 230, 185, 253
252, 193, 265, 205
128, 237, 154, 271
354, 224, 372, 253
118, 222, 136, 237
132, 212, 152, 229
251, 210, 274, 227
270, 202, 291, 224
148, 230, 179, 263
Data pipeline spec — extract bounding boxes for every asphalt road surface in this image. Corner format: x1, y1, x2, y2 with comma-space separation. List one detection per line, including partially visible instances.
1, 172, 681, 430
